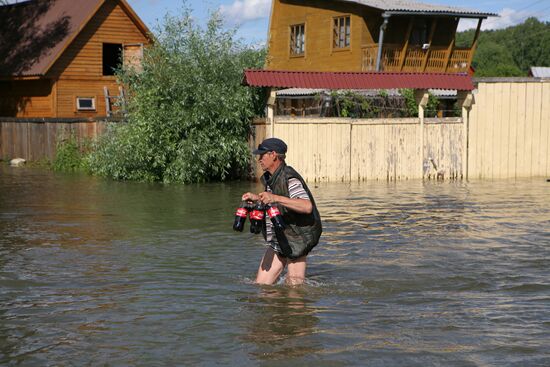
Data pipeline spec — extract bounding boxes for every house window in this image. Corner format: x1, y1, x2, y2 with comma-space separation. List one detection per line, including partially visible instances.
103, 43, 122, 76
290, 24, 305, 56
76, 97, 96, 111
333, 16, 351, 49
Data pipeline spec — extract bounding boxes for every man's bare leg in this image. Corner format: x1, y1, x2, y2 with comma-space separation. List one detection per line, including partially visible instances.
256, 248, 286, 285
286, 256, 307, 285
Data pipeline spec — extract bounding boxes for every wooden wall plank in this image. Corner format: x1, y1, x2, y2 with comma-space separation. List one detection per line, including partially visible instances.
542, 83, 550, 177
531, 83, 543, 176
507, 83, 518, 178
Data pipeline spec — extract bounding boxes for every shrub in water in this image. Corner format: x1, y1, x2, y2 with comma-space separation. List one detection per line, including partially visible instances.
88, 7, 265, 183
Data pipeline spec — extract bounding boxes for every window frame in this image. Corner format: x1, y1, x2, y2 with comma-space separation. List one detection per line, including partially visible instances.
289, 23, 306, 57
76, 96, 96, 111
332, 15, 351, 50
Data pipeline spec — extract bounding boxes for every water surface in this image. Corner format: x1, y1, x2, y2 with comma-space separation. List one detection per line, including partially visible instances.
1, 166, 549, 366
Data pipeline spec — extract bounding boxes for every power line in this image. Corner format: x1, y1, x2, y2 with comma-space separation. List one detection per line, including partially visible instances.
515, 0, 547, 13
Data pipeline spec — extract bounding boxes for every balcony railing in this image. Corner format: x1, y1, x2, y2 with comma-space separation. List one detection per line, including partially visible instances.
362, 44, 472, 73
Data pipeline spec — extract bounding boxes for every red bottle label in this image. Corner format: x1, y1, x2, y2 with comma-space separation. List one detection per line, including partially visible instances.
267, 206, 281, 217
235, 208, 248, 217
250, 210, 264, 220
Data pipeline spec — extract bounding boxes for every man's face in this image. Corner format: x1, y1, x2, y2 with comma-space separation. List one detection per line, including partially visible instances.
258, 151, 278, 172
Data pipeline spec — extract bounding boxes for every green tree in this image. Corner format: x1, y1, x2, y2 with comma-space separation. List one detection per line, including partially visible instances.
88, 7, 265, 183
472, 41, 522, 77
457, 18, 550, 76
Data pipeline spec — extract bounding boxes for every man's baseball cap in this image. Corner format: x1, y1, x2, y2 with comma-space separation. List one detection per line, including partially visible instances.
252, 138, 287, 155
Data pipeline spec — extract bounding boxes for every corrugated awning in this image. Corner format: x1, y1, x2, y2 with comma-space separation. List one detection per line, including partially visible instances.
336, 0, 498, 18
243, 70, 475, 91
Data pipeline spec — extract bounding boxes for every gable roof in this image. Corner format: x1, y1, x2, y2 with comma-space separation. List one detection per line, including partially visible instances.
0, 0, 151, 77
336, 0, 497, 18
243, 70, 475, 91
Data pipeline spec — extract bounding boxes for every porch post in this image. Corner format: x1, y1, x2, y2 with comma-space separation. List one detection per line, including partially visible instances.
415, 90, 429, 179
468, 19, 483, 68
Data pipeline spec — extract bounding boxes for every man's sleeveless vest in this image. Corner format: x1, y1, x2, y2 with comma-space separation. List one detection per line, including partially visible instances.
261, 164, 322, 259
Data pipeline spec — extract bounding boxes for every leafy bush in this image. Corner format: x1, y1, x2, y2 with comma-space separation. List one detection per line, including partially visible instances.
88, 7, 265, 183
53, 133, 90, 172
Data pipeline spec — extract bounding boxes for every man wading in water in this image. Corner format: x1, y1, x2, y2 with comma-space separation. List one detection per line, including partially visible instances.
242, 138, 322, 285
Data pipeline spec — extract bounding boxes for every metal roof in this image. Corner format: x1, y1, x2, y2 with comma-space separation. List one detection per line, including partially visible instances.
244, 70, 475, 91
337, 0, 498, 17
276, 88, 457, 98
276, 88, 327, 96
0, 0, 150, 77
530, 67, 550, 78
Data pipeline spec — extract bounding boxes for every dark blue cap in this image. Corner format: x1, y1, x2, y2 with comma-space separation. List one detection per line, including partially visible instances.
252, 138, 287, 155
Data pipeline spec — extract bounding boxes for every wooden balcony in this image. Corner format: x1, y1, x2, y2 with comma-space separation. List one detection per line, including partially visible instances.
362, 44, 473, 74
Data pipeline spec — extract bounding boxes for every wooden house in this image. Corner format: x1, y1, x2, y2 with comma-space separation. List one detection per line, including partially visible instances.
266, 0, 496, 73
0, 0, 151, 119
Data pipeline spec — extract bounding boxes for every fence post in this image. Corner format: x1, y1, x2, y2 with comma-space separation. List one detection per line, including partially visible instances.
458, 91, 475, 180
266, 88, 277, 137
415, 90, 429, 179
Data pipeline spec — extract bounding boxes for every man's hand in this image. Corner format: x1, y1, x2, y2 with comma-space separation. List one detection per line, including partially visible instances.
242, 192, 260, 202
258, 191, 276, 205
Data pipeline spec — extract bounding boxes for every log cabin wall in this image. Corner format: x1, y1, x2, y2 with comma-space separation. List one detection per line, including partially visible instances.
0, 79, 54, 117
48, 0, 149, 118
267, 0, 375, 71
0, 0, 149, 119
267, 0, 471, 73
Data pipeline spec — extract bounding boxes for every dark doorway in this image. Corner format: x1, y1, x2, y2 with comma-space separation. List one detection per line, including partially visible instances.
102, 43, 122, 76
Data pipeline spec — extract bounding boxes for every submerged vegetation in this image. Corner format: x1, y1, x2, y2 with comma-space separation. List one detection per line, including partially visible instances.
72, 7, 265, 183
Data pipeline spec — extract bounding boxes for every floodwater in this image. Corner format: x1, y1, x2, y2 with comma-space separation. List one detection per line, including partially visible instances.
1, 166, 549, 366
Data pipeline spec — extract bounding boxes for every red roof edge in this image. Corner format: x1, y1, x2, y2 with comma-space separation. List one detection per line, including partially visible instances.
242, 69, 475, 91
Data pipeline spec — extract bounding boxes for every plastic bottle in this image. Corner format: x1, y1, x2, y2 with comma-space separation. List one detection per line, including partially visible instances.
249, 202, 265, 234
266, 204, 285, 230
233, 201, 249, 232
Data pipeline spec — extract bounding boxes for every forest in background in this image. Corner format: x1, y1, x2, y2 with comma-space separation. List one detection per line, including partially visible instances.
456, 17, 550, 77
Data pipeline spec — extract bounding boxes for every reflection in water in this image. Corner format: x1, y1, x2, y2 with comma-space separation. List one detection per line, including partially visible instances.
1, 166, 550, 366
241, 286, 320, 360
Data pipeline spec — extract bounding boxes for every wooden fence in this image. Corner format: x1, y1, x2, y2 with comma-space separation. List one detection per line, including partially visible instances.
252, 80, 550, 182
468, 80, 550, 179
2, 80, 548, 181
0, 119, 108, 162
251, 117, 463, 182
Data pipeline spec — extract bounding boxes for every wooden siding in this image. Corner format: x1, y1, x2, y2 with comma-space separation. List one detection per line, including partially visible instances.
55, 79, 121, 118
267, 0, 472, 73
468, 81, 550, 179
267, 0, 370, 71
0, 80, 53, 117
48, 0, 148, 80
48, 0, 149, 117
0, 0, 149, 119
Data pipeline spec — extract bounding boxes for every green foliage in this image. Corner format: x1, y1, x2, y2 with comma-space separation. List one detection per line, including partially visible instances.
53, 133, 90, 172
88, 6, 265, 183
400, 89, 439, 117
456, 18, 550, 76
328, 89, 442, 118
